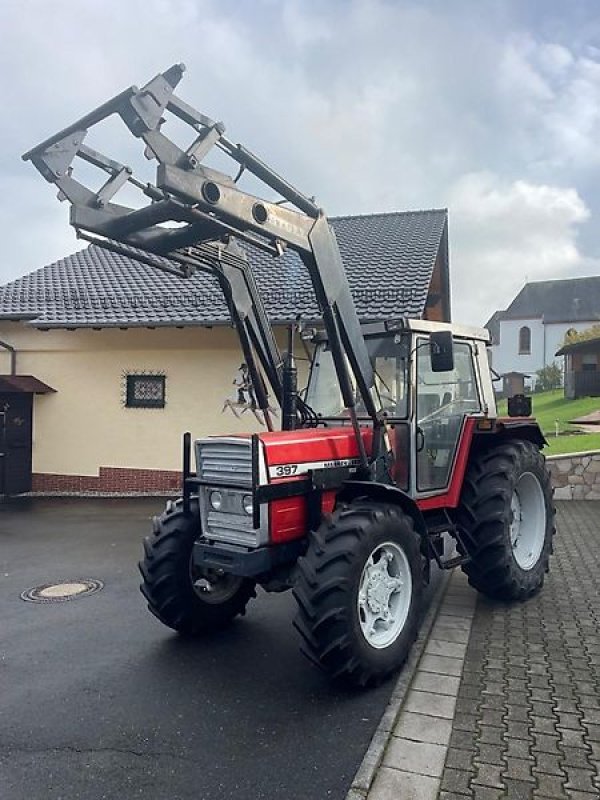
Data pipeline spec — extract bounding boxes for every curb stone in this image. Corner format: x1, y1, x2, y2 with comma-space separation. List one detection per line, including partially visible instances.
346, 567, 453, 799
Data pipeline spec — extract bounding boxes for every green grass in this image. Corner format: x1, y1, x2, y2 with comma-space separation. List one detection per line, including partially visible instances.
497, 389, 600, 456
543, 432, 600, 456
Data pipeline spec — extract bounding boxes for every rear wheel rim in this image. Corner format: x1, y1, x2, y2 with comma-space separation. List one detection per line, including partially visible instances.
510, 471, 546, 570
357, 541, 412, 649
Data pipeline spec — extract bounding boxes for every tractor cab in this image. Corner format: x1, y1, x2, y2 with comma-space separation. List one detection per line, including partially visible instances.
305, 318, 496, 497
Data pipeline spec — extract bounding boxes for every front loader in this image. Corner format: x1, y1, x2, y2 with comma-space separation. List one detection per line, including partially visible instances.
24, 64, 555, 687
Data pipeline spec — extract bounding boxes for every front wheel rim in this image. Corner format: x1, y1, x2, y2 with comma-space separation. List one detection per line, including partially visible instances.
357, 541, 412, 649
189, 559, 244, 604
510, 471, 546, 570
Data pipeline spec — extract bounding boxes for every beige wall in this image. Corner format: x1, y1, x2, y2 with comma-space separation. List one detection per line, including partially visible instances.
0, 321, 291, 476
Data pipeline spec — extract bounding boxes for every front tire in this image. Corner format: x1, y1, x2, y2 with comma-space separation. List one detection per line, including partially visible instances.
139, 498, 256, 634
293, 501, 423, 687
457, 440, 555, 601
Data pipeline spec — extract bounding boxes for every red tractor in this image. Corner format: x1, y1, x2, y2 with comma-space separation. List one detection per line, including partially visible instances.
24, 65, 554, 686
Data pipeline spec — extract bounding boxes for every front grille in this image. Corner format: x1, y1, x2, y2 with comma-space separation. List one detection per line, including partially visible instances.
196, 438, 261, 548
196, 439, 252, 485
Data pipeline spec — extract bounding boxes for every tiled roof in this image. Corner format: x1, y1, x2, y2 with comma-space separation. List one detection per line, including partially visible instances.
0, 210, 447, 329
490, 276, 600, 327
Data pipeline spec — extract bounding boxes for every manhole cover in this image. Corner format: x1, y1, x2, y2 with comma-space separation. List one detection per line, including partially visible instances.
20, 579, 104, 603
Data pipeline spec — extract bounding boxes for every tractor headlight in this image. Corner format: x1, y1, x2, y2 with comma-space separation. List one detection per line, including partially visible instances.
242, 494, 253, 516
209, 491, 223, 511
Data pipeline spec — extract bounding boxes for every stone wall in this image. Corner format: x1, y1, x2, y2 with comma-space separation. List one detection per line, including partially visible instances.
547, 450, 600, 500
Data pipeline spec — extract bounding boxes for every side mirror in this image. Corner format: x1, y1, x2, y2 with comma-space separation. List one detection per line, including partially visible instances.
430, 331, 454, 372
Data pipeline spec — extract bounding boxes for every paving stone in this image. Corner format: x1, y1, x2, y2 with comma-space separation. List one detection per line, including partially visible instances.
368, 766, 440, 800
503, 778, 537, 798
476, 743, 505, 766
431, 624, 471, 644
504, 738, 532, 760
435, 504, 600, 800
478, 725, 505, 746
481, 681, 504, 696
531, 715, 560, 735
558, 745, 595, 770
383, 737, 446, 778
425, 638, 467, 659
505, 720, 531, 740
404, 690, 457, 719
453, 712, 479, 732
480, 693, 506, 711
581, 707, 600, 725
393, 711, 452, 746
560, 792, 600, 800
563, 766, 598, 793
506, 704, 533, 723
503, 756, 536, 783
532, 752, 566, 776
418, 653, 464, 677
583, 723, 600, 742
558, 727, 591, 750
411, 671, 460, 697
440, 767, 472, 795
458, 683, 482, 701
445, 746, 474, 771
472, 762, 505, 789
533, 734, 561, 755
449, 728, 478, 751
532, 772, 568, 798
472, 788, 506, 800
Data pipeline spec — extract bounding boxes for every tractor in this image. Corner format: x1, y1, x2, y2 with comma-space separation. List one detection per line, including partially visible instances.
24, 64, 554, 687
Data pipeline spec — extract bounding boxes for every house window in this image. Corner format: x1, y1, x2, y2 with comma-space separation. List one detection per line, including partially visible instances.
582, 354, 598, 372
126, 374, 166, 408
518, 326, 531, 355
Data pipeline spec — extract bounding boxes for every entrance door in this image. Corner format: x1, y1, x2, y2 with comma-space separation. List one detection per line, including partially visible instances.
0, 393, 33, 495
415, 338, 481, 493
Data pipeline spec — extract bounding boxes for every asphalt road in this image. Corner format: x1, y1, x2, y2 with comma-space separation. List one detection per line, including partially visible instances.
0, 498, 441, 800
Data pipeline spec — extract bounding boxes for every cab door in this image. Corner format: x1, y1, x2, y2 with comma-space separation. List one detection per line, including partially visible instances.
414, 338, 481, 494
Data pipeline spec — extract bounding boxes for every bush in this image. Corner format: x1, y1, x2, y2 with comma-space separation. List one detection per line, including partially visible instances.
535, 362, 562, 392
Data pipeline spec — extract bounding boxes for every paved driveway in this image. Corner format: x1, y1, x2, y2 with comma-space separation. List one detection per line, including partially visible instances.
438, 501, 600, 799
0, 498, 440, 800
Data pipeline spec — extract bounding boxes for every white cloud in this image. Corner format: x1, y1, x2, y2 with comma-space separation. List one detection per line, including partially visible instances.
446, 171, 592, 325
1, 0, 599, 339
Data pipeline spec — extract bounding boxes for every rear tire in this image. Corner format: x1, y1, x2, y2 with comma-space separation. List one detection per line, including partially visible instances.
457, 440, 555, 601
139, 498, 256, 634
293, 501, 423, 687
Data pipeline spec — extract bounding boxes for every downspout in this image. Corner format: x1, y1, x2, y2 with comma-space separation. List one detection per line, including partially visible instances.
0, 339, 16, 375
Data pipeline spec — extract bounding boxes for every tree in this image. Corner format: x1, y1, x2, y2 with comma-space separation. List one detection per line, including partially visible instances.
563, 324, 600, 346
535, 362, 562, 392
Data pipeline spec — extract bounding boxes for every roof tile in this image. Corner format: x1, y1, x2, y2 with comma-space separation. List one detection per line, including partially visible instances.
0, 210, 447, 328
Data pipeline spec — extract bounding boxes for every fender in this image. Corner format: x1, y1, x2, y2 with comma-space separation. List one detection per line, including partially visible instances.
338, 480, 430, 579
491, 418, 547, 448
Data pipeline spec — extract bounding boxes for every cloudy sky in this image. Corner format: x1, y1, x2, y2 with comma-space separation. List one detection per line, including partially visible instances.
2, 0, 600, 326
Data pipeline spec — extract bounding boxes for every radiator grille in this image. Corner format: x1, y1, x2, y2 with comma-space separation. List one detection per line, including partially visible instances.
196, 439, 252, 486
196, 438, 260, 548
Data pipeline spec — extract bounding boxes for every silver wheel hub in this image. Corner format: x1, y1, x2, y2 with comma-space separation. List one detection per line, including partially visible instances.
357, 541, 412, 650
510, 471, 546, 571
189, 561, 243, 604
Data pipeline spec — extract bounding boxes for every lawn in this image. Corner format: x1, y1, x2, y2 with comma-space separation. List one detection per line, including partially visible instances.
497, 389, 600, 456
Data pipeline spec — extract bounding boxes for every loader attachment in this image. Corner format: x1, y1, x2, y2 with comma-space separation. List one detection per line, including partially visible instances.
23, 63, 384, 466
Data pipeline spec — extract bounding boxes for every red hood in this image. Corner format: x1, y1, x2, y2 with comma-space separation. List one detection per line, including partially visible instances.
259, 426, 373, 468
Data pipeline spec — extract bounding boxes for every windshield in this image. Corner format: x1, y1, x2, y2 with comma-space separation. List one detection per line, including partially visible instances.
305, 333, 410, 418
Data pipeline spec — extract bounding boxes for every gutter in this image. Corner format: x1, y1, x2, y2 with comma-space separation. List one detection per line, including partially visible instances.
0, 338, 16, 375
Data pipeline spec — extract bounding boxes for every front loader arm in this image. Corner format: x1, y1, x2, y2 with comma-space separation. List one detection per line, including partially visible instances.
23, 63, 382, 463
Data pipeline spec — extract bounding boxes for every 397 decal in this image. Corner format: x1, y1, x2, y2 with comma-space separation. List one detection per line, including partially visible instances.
273, 464, 298, 477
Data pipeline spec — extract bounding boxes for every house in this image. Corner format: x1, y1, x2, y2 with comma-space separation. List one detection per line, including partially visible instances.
486, 276, 600, 390
0, 209, 450, 495
555, 335, 600, 399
